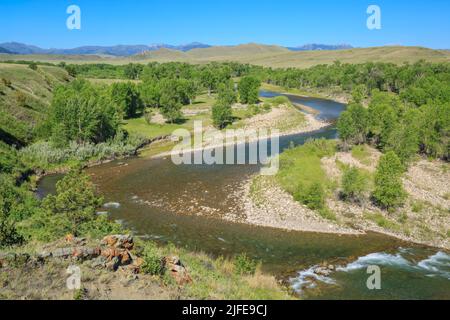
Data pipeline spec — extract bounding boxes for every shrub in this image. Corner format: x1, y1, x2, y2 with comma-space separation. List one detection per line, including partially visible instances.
144, 110, 153, 124
248, 104, 260, 116
1, 78, 12, 87
295, 182, 325, 210
233, 253, 257, 275
15, 91, 27, 108
318, 207, 337, 221
28, 62, 38, 71
41, 168, 103, 236
269, 95, 290, 107
341, 167, 369, 202
141, 242, 165, 276
373, 151, 406, 209
0, 210, 24, 248
262, 102, 272, 112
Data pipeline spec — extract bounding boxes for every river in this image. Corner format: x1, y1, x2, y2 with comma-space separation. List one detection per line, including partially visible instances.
37, 90, 450, 299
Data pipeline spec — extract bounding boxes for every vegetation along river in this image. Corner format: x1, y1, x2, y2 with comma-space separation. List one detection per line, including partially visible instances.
38, 91, 450, 300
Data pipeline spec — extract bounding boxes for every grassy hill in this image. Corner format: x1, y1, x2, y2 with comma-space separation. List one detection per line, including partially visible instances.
0, 63, 71, 145
1, 44, 449, 68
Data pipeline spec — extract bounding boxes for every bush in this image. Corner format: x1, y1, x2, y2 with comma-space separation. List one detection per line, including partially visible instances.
341, 167, 369, 202
141, 242, 165, 276
28, 62, 38, 71
295, 182, 325, 210
1, 78, 12, 87
0, 211, 24, 248
41, 168, 103, 236
248, 104, 260, 116
373, 151, 406, 209
19, 133, 145, 169
233, 253, 257, 275
144, 110, 153, 124
15, 91, 27, 108
269, 95, 290, 106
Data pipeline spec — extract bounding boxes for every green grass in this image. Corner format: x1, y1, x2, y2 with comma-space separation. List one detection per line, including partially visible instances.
365, 212, 401, 231
136, 240, 293, 300
351, 145, 372, 166
123, 117, 183, 139
84, 78, 141, 85
0, 63, 70, 144
276, 139, 336, 196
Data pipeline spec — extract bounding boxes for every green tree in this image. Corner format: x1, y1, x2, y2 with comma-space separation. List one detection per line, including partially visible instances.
212, 81, 236, 129
200, 68, 216, 97
367, 91, 399, 147
110, 82, 143, 118
337, 103, 369, 148
385, 108, 421, 164
124, 63, 143, 80
41, 168, 103, 236
341, 167, 368, 202
47, 80, 120, 146
351, 84, 367, 103
159, 79, 183, 123
212, 102, 233, 129
238, 76, 260, 104
139, 81, 161, 108
373, 151, 406, 209
418, 101, 450, 159
217, 80, 237, 106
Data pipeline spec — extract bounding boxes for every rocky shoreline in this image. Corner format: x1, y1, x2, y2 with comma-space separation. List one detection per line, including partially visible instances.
232, 148, 450, 251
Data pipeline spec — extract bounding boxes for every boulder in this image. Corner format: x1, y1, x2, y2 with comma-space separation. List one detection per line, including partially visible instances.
163, 256, 192, 285
101, 235, 134, 250
51, 247, 101, 260
65, 234, 87, 246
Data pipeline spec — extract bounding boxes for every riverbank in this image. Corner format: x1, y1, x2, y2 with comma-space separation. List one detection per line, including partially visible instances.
151, 103, 329, 159
237, 144, 450, 250
261, 83, 350, 104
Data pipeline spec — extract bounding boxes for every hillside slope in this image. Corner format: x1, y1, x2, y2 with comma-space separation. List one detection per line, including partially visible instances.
1, 45, 449, 68
0, 63, 71, 145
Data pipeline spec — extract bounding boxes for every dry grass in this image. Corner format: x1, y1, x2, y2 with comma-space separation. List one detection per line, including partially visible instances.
2, 45, 449, 69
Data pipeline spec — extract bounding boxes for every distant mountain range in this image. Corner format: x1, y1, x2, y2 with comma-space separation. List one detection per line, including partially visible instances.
0, 47, 14, 54
0, 42, 354, 56
287, 43, 353, 51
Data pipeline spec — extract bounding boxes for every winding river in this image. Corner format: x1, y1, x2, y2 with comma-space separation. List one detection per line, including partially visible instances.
38, 91, 450, 299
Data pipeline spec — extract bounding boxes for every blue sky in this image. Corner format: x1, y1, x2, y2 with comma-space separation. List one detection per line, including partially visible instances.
1, 0, 449, 49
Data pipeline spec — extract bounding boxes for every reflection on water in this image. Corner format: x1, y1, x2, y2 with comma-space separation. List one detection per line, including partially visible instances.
37, 91, 450, 299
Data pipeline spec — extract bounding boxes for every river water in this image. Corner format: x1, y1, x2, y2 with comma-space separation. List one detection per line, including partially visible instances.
37, 91, 450, 299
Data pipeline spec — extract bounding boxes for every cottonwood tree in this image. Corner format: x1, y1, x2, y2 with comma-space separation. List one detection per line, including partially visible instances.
238, 76, 260, 104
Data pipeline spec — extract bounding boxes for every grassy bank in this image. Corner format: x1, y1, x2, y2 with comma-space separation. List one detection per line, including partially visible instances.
252, 140, 450, 249
0, 236, 294, 300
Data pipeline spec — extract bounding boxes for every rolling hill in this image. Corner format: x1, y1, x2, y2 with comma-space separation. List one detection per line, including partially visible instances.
0, 44, 449, 69
0, 63, 71, 145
